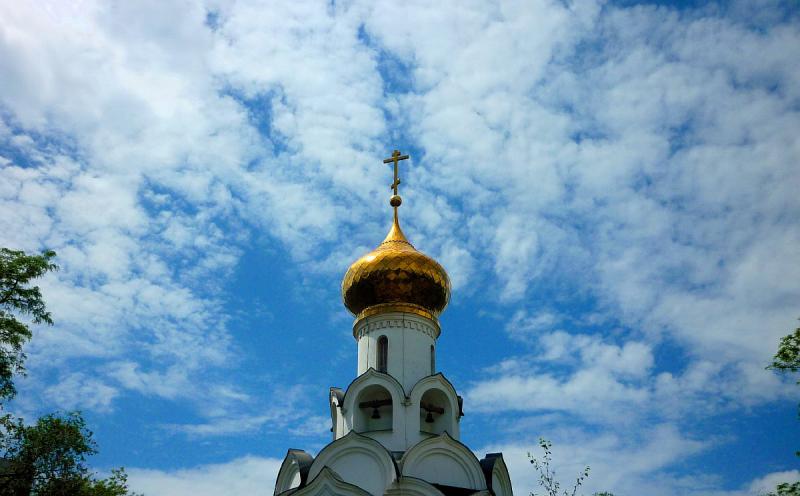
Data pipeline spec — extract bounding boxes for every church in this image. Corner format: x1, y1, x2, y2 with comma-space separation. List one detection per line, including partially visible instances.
273, 151, 514, 496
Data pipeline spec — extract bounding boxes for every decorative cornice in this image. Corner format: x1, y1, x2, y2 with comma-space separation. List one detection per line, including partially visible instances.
356, 302, 437, 322
353, 310, 440, 340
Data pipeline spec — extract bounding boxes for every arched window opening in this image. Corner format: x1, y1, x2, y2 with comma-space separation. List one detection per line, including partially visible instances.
430, 345, 435, 374
377, 335, 388, 373
354, 384, 393, 432
420, 388, 452, 436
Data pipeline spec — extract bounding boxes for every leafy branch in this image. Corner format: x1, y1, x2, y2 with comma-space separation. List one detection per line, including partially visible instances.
528, 438, 590, 496
0, 248, 58, 401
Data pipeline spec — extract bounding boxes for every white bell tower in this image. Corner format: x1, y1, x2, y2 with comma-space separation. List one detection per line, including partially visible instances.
273, 150, 514, 496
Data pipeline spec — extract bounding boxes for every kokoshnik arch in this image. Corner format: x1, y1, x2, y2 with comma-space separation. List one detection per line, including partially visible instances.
274, 150, 514, 496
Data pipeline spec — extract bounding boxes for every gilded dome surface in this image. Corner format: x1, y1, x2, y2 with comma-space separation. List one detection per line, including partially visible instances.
342, 213, 450, 319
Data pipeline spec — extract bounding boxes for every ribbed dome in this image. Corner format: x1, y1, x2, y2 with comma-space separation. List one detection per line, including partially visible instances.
342, 212, 450, 320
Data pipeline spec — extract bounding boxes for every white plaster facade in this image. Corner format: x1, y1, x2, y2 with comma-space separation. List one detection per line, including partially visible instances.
355, 312, 439, 391
274, 309, 514, 496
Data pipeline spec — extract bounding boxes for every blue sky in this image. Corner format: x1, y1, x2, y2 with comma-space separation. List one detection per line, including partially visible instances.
1, 0, 799, 494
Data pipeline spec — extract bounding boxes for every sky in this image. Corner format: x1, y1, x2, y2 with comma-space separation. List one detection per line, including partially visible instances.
1, 0, 799, 494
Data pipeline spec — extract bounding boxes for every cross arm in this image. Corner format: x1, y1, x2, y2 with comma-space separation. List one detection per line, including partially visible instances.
383, 154, 409, 164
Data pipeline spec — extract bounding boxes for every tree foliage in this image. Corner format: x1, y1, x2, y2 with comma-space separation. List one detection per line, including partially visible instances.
762, 482, 800, 496
765, 322, 800, 494
0, 412, 137, 495
0, 248, 58, 401
769, 324, 800, 376
0, 248, 139, 495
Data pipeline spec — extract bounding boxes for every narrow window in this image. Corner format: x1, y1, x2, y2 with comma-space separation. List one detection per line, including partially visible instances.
377, 336, 388, 373
430, 345, 435, 374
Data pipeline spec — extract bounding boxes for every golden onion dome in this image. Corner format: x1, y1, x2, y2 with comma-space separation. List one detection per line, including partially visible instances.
342, 210, 451, 320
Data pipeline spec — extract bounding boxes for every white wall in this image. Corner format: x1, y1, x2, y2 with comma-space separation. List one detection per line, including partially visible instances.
354, 311, 439, 392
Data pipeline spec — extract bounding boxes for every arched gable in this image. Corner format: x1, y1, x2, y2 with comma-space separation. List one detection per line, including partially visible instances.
342, 368, 406, 435
292, 466, 371, 496
480, 453, 514, 496
409, 373, 458, 402
308, 431, 398, 496
408, 373, 461, 438
409, 373, 460, 417
274, 449, 314, 495
401, 432, 487, 490
343, 368, 406, 409
385, 477, 447, 496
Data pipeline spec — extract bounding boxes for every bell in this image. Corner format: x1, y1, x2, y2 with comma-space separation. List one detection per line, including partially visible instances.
425, 411, 434, 423
371, 407, 381, 419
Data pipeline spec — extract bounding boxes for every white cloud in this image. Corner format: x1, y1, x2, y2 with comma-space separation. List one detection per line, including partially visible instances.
43, 373, 119, 413
164, 384, 328, 439
466, 330, 656, 424
480, 423, 709, 496
506, 310, 560, 340
127, 456, 282, 496
485, 426, 797, 496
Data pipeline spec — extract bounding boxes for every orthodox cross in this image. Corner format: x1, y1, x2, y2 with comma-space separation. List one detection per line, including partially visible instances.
383, 149, 409, 196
